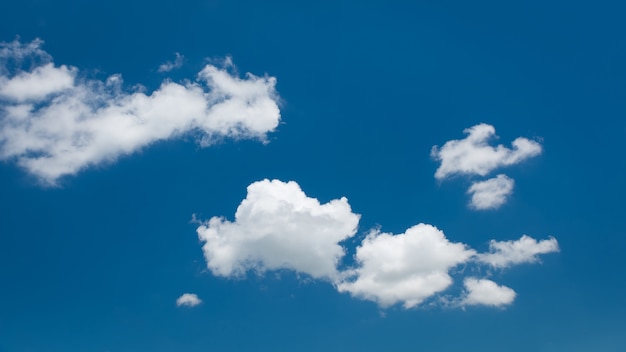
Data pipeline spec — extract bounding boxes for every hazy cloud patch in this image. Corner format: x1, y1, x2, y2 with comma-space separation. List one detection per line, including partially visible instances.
158, 52, 184, 73
176, 293, 202, 307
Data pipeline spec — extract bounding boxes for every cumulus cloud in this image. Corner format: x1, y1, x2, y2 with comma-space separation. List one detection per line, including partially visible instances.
176, 293, 202, 307
0, 39, 281, 185
337, 224, 476, 308
461, 278, 516, 307
158, 52, 184, 73
477, 235, 560, 268
196, 179, 360, 281
431, 123, 542, 180
195, 180, 561, 309
467, 174, 515, 210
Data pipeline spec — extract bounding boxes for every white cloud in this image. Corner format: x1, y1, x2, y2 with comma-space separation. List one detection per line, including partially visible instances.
0, 63, 75, 101
158, 52, 184, 73
195, 180, 561, 309
431, 123, 542, 180
176, 293, 202, 307
461, 278, 516, 307
196, 179, 360, 281
467, 174, 515, 210
477, 235, 560, 268
0, 39, 281, 185
337, 224, 476, 308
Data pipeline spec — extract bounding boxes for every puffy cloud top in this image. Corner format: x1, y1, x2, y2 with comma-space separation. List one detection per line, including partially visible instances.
197, 179, 360, 281
338, 224, 476, 308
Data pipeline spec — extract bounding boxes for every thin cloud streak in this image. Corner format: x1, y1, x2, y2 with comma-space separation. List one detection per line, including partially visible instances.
158, 52, 184, 73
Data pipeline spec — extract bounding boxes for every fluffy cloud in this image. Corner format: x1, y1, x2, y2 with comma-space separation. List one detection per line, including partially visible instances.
477, 235, 560, 268
176, 293, 202, 307
196, 180, 560, 309
0, 39, 281, 185
337, 224, 476, 308
431, 123, 542, 180
467, 174, 515, 210
196, 179, 360, 281
461, 278, 516, 307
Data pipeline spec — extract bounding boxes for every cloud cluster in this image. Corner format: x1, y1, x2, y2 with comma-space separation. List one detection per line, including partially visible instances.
196, 179, 559, 309
176, 293, 202, 307
431, 123, 542, 210
0, 39, 281, 185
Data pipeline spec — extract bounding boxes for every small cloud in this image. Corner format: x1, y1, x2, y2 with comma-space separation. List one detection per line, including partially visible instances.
0, 37, 49, 61
461, 278, 516, 307
176, 293, 202, 307
158, 52, 184, 73
431, 123, 542, 180
0, 63, 75, 101
467, 174, 515, 210
477, 235, 560, 268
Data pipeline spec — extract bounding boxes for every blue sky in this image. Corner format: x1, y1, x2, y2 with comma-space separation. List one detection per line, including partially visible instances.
1, 0, 625, 351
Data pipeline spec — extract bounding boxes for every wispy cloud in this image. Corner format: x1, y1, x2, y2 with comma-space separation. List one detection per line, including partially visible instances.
467, 174, 515, 210
0, 39, 281, 185
158, 52, 184, 73
176, 293, 202, 307
195, 179, 559, 309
